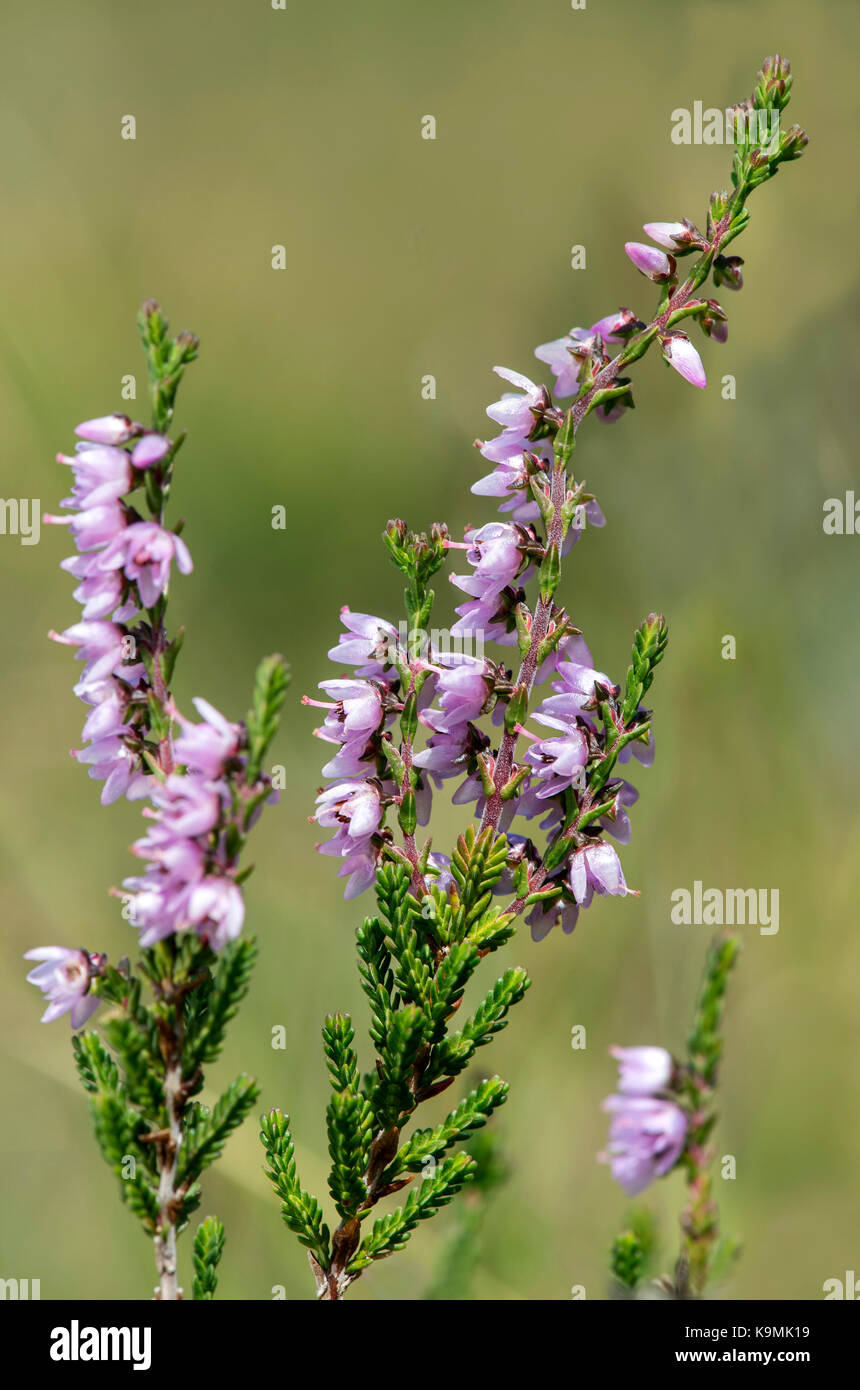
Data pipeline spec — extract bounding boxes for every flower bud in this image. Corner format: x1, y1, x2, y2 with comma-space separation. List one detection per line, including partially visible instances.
713, 254, 744, 291
642, 219, 704, 253
74, 414, 139, 446
660, 333, 706, 389
624, 242, 675, 282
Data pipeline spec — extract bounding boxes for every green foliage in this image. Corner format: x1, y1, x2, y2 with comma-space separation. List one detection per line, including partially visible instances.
185, 937, 258, 1072
192, 1216, 225, 1300
687, 936, 741, 1088
72, 1033, 160, 1231
383, 1077, 509, 1179
179, 1075, 260, 1186
260, 1109, 331, 1267
347, 1153, 476, 1273
246, 653, 290, 784
263, 826, 531, 1295
611, 1230, 644, 1291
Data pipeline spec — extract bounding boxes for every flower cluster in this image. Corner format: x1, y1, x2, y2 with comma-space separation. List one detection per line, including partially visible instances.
46, 412, 190, 805
121, 696, 275, 951
600, 1046, 688, 1196
28, 309, 285, 1025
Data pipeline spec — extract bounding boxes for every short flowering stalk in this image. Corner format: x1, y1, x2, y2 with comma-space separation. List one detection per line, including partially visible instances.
29, 303, 289, 1300
601, 936, 741, 1299
263, 57, 803, 1300
676, 935, 742, 1297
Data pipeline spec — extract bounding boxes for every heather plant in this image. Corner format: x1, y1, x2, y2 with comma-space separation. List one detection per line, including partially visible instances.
26, 301, 288, 1299
605, 936, 741, 1300
260, 57, 805, 1299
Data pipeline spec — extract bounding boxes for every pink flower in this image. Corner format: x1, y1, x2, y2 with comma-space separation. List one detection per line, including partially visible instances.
60, 553, 136, 622
327, 608, 399, 680
186, 877, 245, 951
569, 842, 634, 906
610, 1045, 674, 1095
131, 434, 170, 469
98, 521, 193, 608
642, 220, 701, 251
601, 1095, 688, 1195
523, 710, 589, 798
661, 333, 706, 389
624, 241, 675, 281
45, 500, 128, 552
57, 445, 133, 509
75, 414, 139, 446
149, 773, 223, 839
173, 697, 241, 778
480, 367, 551, 464
24, 947, 104, 1027
49, 620, 140, 685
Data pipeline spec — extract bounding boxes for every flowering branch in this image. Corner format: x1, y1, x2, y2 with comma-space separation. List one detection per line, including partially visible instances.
263, 56, 804, 1299
27, 302, 288, 1299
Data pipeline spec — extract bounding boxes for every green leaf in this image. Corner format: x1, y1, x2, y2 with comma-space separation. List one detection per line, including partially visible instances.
260, 1110, 331, 1268
347, 1152, 476, 1272
326, 1091, 374, 1220
383, 1077, 509, 1179
245, 654, 290, 784
428, 967, 530, 1082
185, 937, 257, 1070
192, 1216, 225, 1300
179, 1075, 260, 1185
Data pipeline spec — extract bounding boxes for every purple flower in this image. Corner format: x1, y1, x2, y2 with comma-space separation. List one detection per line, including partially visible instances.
600, 1095, 687, 1195
413, 724, 476, 781
549, 656, 615, 716
149, 773, 223, 839
527, 896, 579, 942
131, 434, 170, 469
60, 552, 136, 622
186, 876, 245, 951
75, 414, 139, 446
601, 780, 639, 844
24, 947, 104, 1027
315, 780, 383, 842
98, 521, 192, 608
450, 523, 528, 605
74, 730, 147, 805
49, 620, 142, 685
327, 608, 399, 680
45, 500, 128, 552
57, 445, 132, 509
642, 220, 702, 251
420, 655, 492, 734
173, 697, 241, 778
308, 679, 385, 777
535, 310, 637, 399
522, 710, 588, 799
624, 241, 675, 282
610, 1045, 674, 1095
479, 367, 550, 464
568, 842, 634, 906
661, 333, 706, 389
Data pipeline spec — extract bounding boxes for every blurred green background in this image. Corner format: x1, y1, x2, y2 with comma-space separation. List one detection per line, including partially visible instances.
1, 0, 858, 1301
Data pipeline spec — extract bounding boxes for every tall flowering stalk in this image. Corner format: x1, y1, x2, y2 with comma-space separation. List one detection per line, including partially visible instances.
604, 936, 741, 1299
261, 57, 804, 1299
27, 302, 288, 1300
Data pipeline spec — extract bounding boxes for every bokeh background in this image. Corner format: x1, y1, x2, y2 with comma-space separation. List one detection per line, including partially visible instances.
1, 0, 857, 1301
